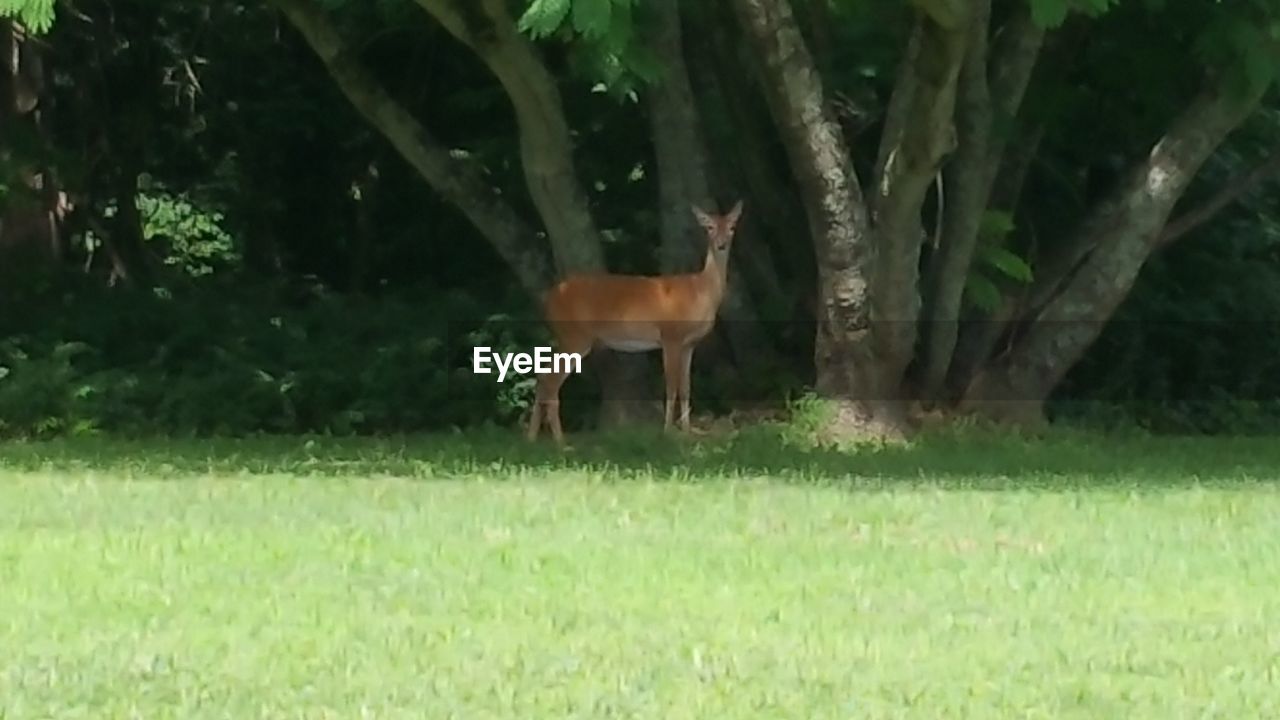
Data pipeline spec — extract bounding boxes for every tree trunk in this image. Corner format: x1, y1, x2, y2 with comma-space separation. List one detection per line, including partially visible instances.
412, 0, 604, 276
960, 78, 1271, 422
594, 351, 659, 429
645, 0, 774, 375
869, 7, 970, 389
411, 0, 687, 430
687, 8, 810, 306
917, 1, 992, 399
730, 0, 895, 434
0, 21, 66, 281
918, 2, 1045, 401
349, 160, 378, 294
647, 0, 712, 273
943, 123, 1044, 397
105, 168, 152, 286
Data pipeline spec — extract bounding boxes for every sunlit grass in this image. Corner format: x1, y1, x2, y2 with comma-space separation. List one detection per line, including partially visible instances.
2, 429, 1279, 717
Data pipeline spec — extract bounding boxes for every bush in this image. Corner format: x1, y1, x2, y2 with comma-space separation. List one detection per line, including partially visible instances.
0, 278, 548, 438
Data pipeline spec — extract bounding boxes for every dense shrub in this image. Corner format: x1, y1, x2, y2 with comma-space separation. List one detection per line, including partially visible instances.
0, 277, 552, 438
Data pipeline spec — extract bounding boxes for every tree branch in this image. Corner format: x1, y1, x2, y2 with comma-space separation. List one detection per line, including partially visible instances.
870, 7, 971, 385
918, 0, 992, 398
910, 0, 969, 30
872, 22, 920, 204
983, 2, 1045, 189
270, 0, 554, 297
960, 76, 1272, 416
1156, 148, 1280, 247
414, 0, 604, 275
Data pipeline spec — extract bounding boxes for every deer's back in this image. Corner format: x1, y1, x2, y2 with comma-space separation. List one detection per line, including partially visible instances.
542, 274, 722, 351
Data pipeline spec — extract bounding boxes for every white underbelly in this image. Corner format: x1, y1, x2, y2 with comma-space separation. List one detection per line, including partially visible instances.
600, 338, 662, 353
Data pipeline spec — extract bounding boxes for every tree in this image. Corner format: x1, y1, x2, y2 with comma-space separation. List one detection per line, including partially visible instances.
264, 0, 1280, 436
730, 0, 1280, 432
0, 1, 63, 278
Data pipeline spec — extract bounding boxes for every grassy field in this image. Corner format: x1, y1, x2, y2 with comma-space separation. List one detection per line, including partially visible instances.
2, 427, 1280, 718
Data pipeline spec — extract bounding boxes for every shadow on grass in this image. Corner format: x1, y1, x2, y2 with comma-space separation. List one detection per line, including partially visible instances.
3, 423, 1280, 489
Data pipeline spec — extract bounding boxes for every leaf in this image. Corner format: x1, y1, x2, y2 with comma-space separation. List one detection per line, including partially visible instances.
1028, 0, 1069, 28
964, 274, 1004, 313
603, 0, 632, 51
571, 0, 612, 39
1074, 0, 1120, 18
978, 244, 1035, 284
1194, 14, 1277, 99
0, 0, 56, 33
978, 210, 1016, 243
517, 0, 571, 39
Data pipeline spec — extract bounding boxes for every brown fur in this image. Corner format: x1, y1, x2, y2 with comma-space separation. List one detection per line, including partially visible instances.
527, 201, 743, 445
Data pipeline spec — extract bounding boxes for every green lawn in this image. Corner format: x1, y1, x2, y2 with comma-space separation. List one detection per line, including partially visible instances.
2, 429, 1280, 718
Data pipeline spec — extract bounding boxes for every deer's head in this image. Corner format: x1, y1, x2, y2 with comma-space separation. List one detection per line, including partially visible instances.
691, 200, 744, 259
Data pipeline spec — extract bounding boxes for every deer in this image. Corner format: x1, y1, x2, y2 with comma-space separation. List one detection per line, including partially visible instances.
526, 200, 744, 446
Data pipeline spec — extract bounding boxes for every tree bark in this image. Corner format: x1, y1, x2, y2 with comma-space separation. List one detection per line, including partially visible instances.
918, 1, 1044, 400
730, 0, 891, 433
0, 21, 66, 280
689, 6, 810, 302
869, 6, 971, 389
106, 168, 152, 286
683, 36, 794, 322
1156, 147, 1280, 247
918, 0, 992, 399
961, 78, 1272, 422
943, 124, 1049, 398
647, 0, 712, 273
350, 160, 378, 294
645, 0, 773, 372
271, 0, 554, 298
412, 0, 604, 276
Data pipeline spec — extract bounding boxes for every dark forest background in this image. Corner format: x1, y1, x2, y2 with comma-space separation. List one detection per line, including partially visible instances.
2, 0, 1280, 440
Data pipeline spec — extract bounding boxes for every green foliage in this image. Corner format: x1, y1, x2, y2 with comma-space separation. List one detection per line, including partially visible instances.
3, 0, 1279, 443
0, 281, 547, 439
517, 0, 659, 100
136, 187, 239, 277
963, 211, 1034, 312
964, 274, 1005, 313
0, 340, 101, 438
0, 0, 54, 33
1193, 12, 1280, 99
518, 0, 572, 37
520, 0, 636, 40
1028, 0, 1120, 28
978, 244, 1034, 284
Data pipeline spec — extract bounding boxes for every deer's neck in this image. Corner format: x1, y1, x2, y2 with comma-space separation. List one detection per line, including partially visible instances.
700, 249, 729, 305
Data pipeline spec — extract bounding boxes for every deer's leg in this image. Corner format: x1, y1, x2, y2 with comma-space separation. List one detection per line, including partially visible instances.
542, 371, 571, 446
534, 334, 591, 446
679, 344, 694, 431
526, 375, 546, 441
661, 342, 681, 432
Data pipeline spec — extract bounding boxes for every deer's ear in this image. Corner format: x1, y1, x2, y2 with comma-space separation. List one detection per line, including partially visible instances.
691, 204, 715, 230
726, 200, 744, 226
